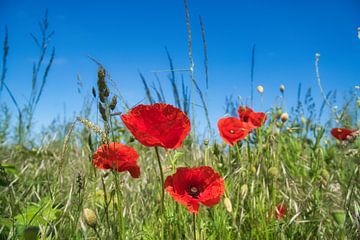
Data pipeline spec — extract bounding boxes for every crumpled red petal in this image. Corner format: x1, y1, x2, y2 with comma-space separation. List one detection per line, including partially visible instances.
121, 103, 191, 149
92, 142, 140, 178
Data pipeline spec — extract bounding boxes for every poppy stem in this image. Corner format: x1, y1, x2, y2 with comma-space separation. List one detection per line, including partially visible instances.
192, 213, 196, 240
154, 146, 165, 237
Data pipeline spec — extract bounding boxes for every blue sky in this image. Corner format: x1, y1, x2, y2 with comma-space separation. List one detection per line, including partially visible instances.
0, 0, 359, 133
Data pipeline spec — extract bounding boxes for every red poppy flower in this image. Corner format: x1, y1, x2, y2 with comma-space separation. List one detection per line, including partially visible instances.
238, 106, 267, 128
331, 128, 358, 141
121, 103, 191, 149
164, 166, 225, 213
217, 117, 252, 145
92, 142, 140, 178
275, 204, 287, 219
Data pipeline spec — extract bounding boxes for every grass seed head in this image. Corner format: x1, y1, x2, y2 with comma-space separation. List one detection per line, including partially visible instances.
109, 95, 117, 110
240, 184, 248, 197
224, 197, 232, 213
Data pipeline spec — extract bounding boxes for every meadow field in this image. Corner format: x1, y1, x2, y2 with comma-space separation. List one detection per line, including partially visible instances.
1, 1, 360, 240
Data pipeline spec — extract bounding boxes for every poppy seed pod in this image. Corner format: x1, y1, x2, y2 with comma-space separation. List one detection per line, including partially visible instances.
280, 84, 285, 93
83, 208, 97, 228
280, 113, 289, 123
268, 167, 279, 177
257, 85, 264, 93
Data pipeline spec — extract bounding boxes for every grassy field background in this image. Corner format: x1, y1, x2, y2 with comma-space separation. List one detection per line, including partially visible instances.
1, 3, 360, 240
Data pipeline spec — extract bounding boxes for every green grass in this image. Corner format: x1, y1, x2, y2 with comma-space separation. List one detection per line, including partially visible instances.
0, 109, 359, 239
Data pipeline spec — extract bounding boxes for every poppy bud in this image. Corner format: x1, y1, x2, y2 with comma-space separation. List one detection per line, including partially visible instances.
23, 226, 39, 240
280, 84, 285, 93
357, 99, 360, 108
276, 108, 282, 119
83, 208, 97, 228
224, 197, 232, 213
280, 113, 289, 123
301, 117, 306, 125
250, 165, 256, 174
240, 184, 248, 197
331, 210, 346, 227
315, 53, 320, 60
268, 167, 279, 177
204, 139, 209, 146
321, 169, 330, 181
257, 85, 264, 94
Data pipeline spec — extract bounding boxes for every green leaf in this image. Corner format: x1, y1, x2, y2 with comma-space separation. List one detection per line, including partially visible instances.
14, 198, 61, 226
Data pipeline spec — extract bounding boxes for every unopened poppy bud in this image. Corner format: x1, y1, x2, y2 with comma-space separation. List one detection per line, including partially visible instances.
224, 197, 232, 213
83, 208, 97, 228
357, 99, 360, 108
268, 167, 279, 177
257, 85, 264, 94
332, 210, 346, 227
23, 226, 39, 240
315, 53, 320, 60
217, 163, 223, 168
321, 169, 330, 180
276, 108, 282, 119
301, 117, 306, 125
240, 184, 248, 197
280, 113, 289, 123
280, 84, 285, 93
250, 165, 256, 174
204, 139, 209, 146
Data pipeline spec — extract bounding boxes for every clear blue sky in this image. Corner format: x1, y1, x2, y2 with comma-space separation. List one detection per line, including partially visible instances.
0, 0, 359, 133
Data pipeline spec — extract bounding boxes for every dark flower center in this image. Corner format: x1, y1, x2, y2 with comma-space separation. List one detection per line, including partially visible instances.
188, 186, 200, 198
243, 116, 249, 122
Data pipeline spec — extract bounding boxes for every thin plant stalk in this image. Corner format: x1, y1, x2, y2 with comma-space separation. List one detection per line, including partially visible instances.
154, 146, 165, 239
192, 213, 196, 240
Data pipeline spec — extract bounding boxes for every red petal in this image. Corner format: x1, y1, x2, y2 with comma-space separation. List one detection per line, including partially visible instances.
121, 103, 191, 149
217, 117, 251, 145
